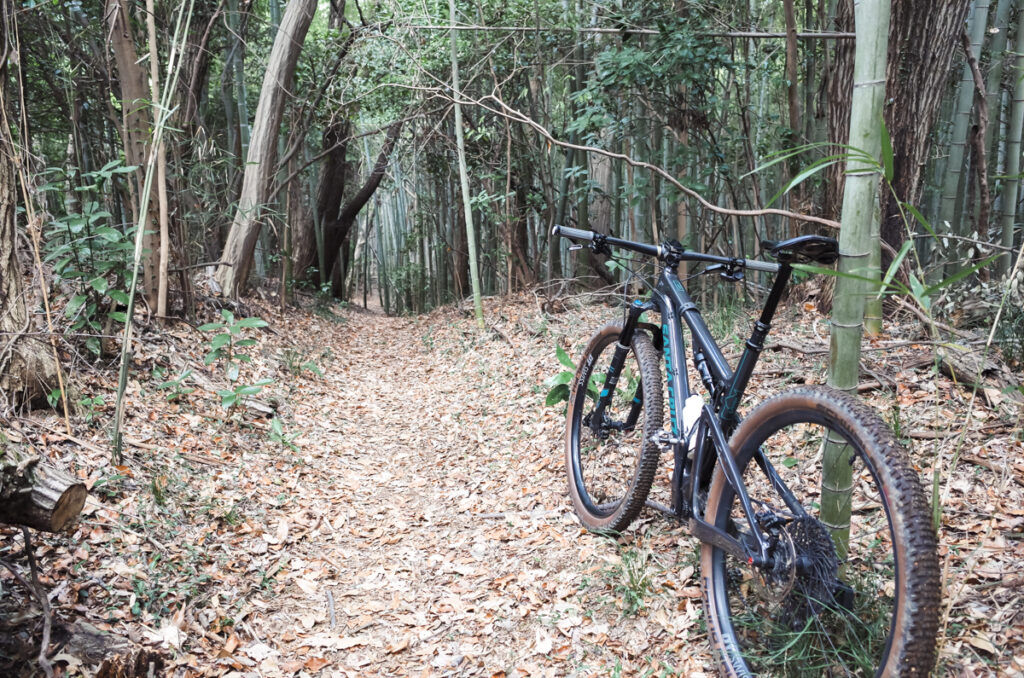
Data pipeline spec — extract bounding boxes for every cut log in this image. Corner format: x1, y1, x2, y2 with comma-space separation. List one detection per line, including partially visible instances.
0, 445, 87, 532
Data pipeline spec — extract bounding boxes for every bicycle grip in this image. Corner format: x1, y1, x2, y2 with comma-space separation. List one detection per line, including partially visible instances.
552, 224, 595, 242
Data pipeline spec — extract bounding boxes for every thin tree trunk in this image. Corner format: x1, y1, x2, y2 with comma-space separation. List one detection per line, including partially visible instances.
451, 0, 484, 327
984, 0, 1012, 163
0, 63, 58, 406
214, 0, 316, 298
784, 0, 803, 143
105, 0, 158, 303
825, 0, 890, 555
147, 0, 170, 321
962, 30, 992, 282
939, 0, 989, 246
998, 4, 1024, 275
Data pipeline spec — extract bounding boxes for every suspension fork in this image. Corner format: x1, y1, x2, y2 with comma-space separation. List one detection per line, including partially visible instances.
589, 301, 647, 436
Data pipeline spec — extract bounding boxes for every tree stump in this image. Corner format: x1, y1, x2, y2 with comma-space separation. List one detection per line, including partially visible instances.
0, 446, 86, 533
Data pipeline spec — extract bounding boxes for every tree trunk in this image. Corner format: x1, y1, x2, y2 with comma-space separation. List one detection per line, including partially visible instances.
825, 0, 891, 555
828, 0, 971, 248
105, 0, 159, 304
292, 120, 351, 281
939, 0, 990, 255
0, 6, 58, 407
0, 446, 87, 533
998, 4, 1024, 275
323, 122, 402, 295
451, 0, 484, 327
214, 0, 317, 298
983, 0, 1012, 164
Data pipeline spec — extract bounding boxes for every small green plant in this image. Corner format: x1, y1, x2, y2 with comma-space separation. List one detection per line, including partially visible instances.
281, 348, 324, 378
46, 388, 62, 409
215, 380, 274, 410
78, 395, 106, 423
91, 470, 127, 499
543, 344, 579, 406
199, 310, 274, 410
613, 546, 654, 616
269, 417, 300, 452
199, 310, 267, 377
156, 368, 195, 402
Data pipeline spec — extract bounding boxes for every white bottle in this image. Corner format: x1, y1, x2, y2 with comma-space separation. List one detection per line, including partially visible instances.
681, 394, 704, 453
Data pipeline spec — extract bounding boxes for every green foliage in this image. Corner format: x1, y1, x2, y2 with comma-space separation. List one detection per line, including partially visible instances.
78, 395, 106, 423
269, 417, 301, 452
199, 310, 267, 373
39, 160, 138, 356
199, 310, 274, 410
156, 368, 196, 402
543, 344, 578, 406
282, 348, 326, 378
604, 544, 654, 616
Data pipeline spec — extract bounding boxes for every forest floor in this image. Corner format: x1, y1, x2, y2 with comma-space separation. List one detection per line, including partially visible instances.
1, 287, 1023, 677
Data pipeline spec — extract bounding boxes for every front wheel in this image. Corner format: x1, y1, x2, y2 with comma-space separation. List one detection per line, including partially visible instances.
701, 386, 940, 677
565, 322, 664, 533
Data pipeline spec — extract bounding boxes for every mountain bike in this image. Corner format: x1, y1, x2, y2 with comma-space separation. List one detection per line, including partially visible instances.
553, 225, 940, 678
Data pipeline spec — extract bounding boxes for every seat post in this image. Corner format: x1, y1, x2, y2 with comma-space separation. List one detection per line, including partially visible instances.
757, 261, 793, 327
718, 262, 793, 430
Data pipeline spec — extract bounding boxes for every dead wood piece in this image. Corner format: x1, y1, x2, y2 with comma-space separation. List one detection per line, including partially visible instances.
935, 344, 1024, 407
94, 647, 165, 678
766, 341, 827, 355
488, 323, 515, 348
857, 380, 883, 393
894, 297, 976, 340
0, 446, 86, 533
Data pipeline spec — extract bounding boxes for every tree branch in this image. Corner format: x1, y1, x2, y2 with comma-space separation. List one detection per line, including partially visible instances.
480, 96, 841, 231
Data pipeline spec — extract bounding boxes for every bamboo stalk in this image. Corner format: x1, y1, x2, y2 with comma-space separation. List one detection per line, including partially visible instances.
938, 0, 989, 267
147, 0, 170, 323
825, 0, 891, 556
450, 0, 485, 327
997, 3, 1024, 275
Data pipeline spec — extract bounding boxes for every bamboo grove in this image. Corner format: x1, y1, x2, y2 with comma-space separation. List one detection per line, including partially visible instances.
2, 0, 1023, 367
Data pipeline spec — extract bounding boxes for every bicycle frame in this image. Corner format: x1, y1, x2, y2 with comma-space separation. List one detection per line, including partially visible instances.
565, 227, 821, 567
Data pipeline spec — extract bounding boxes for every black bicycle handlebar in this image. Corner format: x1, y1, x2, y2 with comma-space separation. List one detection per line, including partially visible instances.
552, 225, 780, 273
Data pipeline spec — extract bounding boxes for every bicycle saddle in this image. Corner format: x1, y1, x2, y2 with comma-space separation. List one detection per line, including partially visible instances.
761, 235, 839, 265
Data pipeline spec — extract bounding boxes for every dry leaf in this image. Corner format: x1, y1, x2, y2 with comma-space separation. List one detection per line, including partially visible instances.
532, 629, 553, 656
386, 635, 411, 654
294, 577, 318, 595
304, 656, 330, 672
966, 634, 997, 654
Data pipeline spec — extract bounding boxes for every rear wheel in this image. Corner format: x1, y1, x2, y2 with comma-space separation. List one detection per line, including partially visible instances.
701, 386, 940, 677
565, 322, 663, 532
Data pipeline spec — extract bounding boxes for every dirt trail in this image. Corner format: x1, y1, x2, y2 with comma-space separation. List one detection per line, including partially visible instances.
4, 294, 1019, 677
245, 303, 709, 677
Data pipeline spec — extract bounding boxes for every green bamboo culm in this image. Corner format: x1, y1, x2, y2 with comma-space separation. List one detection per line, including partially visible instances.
998, 4, 1024, 277
449, 0, 485, 329
938, 0, 989, 280
823, 0, 891, 558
